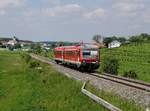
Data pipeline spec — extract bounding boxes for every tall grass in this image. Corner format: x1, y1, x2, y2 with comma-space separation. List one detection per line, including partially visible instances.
0, 51, 108, 111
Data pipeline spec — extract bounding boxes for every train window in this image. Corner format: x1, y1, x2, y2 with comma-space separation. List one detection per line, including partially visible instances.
91, 51, 98, 55
82, 50, 98, 58
83, 50, 91, 58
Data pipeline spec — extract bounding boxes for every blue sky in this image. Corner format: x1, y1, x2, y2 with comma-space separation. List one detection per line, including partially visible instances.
0, 0, 150, 42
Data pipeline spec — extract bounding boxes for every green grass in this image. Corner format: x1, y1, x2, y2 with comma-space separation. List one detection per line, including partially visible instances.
0, 51, 146, 111
100, 43, 150, 82
40, 50, 54, 60
0, 51, 108, 111
86, 84, 145, 111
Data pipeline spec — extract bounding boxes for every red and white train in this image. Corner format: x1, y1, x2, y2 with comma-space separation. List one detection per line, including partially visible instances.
54, 43, 100, 71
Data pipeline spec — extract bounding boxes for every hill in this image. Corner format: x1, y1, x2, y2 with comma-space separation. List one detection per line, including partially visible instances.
100, 43, 150, 82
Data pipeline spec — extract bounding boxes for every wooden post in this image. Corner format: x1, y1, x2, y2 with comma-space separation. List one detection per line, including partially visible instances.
81, 82, 122, 111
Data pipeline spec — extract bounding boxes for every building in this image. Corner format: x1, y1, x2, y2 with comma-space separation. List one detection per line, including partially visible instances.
7, 37, 19, 46
19, 40, 33, 47
0, 38, 12, 45
0, 37, 33, 46
108, 40, 121, 48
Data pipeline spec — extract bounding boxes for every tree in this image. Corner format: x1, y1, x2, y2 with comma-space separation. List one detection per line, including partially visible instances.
129, 36, 139, 43
57, 42, 64, 47
117, 37, 126, 43
140, 33, 150, 41
129, 33, 150, 43
30, 43, 36, 50
51, 43, 56, 48
93, 34, 102, 44
103, 36, 118, 47
92, 34, 105, 48
14, 44, 21, 49
31, 43, 42, 54
35, 43, 42, 54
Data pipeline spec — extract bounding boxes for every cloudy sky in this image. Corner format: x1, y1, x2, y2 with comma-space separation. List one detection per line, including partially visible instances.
0, 0, 150, 42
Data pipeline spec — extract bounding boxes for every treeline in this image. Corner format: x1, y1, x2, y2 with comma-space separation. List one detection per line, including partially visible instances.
128, 33, 150, 43
103, 33, 150, 47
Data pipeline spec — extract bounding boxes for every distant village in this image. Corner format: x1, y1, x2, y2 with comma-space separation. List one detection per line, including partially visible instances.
0, 33, 149, 51
0, 36, 80, 51
0, 36, 121, 51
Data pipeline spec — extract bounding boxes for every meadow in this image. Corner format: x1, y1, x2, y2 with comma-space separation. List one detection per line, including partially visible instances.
0, 51, 145, 111
100, 43, 150, 82
0, 51, 108, 111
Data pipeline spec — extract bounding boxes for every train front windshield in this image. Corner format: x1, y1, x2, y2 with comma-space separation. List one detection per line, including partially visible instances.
82, 50, 99, 58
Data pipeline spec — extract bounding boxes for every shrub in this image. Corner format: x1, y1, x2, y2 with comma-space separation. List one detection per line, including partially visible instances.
123, 70, 138, 79
25, 55, 31, 63
29, 60, 40, 68
21, 53, 31, 63
101, 56, 119, 75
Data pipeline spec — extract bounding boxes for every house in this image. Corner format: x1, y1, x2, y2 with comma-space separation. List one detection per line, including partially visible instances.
40, 43, 51, 50
7, 37, 19, 46
0, 37, 33, 46
108, 40, 121, 48
0, 38, 12, 45
19, 40, 33, 47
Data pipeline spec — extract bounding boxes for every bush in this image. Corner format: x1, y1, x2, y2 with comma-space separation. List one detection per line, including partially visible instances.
21, 53, 31, 63
123, 70, 138, 79
29, 60, 40, 68
101, 56, 119, 75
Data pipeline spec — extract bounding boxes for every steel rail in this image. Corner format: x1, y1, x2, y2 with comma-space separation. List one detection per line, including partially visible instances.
87, 73, 150, 92
103, 73, 150, 87
30, 54, 150, 92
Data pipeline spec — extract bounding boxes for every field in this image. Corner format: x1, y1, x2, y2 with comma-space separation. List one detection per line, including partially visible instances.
0, 51, 145, 111
0, 51, 109, 111
100, 43, 150, 82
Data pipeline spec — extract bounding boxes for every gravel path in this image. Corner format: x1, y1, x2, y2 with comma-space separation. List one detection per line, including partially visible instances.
31, 54, 150, 108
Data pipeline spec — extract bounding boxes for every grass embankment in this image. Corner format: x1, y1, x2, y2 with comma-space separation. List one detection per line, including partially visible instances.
86, 84, 144, 111
0, 51, 145, 111
0, 51, 108, 111
39, 50, 54, 60
100, 43, 150, 82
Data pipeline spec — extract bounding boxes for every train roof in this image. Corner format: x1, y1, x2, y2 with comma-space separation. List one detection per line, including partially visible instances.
54, 43, 99, 51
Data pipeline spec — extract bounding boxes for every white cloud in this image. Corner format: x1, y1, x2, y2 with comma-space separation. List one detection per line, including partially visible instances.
142, 12, 150, 23
0, 0, 25, 15
83, 8, 106, 19
48, 0, 60, 5
0, 0, 25, 9
0, 10, 5, 15
42, 4, 82, 17
113, 0, 145, 16
115, 2, 144, 12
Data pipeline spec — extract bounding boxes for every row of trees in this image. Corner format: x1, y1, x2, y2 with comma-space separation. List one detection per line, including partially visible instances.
92, 33, 150, 47
129, 33, 150, 43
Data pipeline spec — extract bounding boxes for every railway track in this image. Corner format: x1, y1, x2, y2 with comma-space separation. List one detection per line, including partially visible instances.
30, 54, 150, 92
88, 73, 150, 92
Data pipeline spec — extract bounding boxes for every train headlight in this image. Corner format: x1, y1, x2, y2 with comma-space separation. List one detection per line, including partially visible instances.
82, 60, 86, 65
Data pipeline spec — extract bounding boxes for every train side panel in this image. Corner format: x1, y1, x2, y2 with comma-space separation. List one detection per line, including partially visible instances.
54, 47, 64, 63
63, 47, 81, 66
